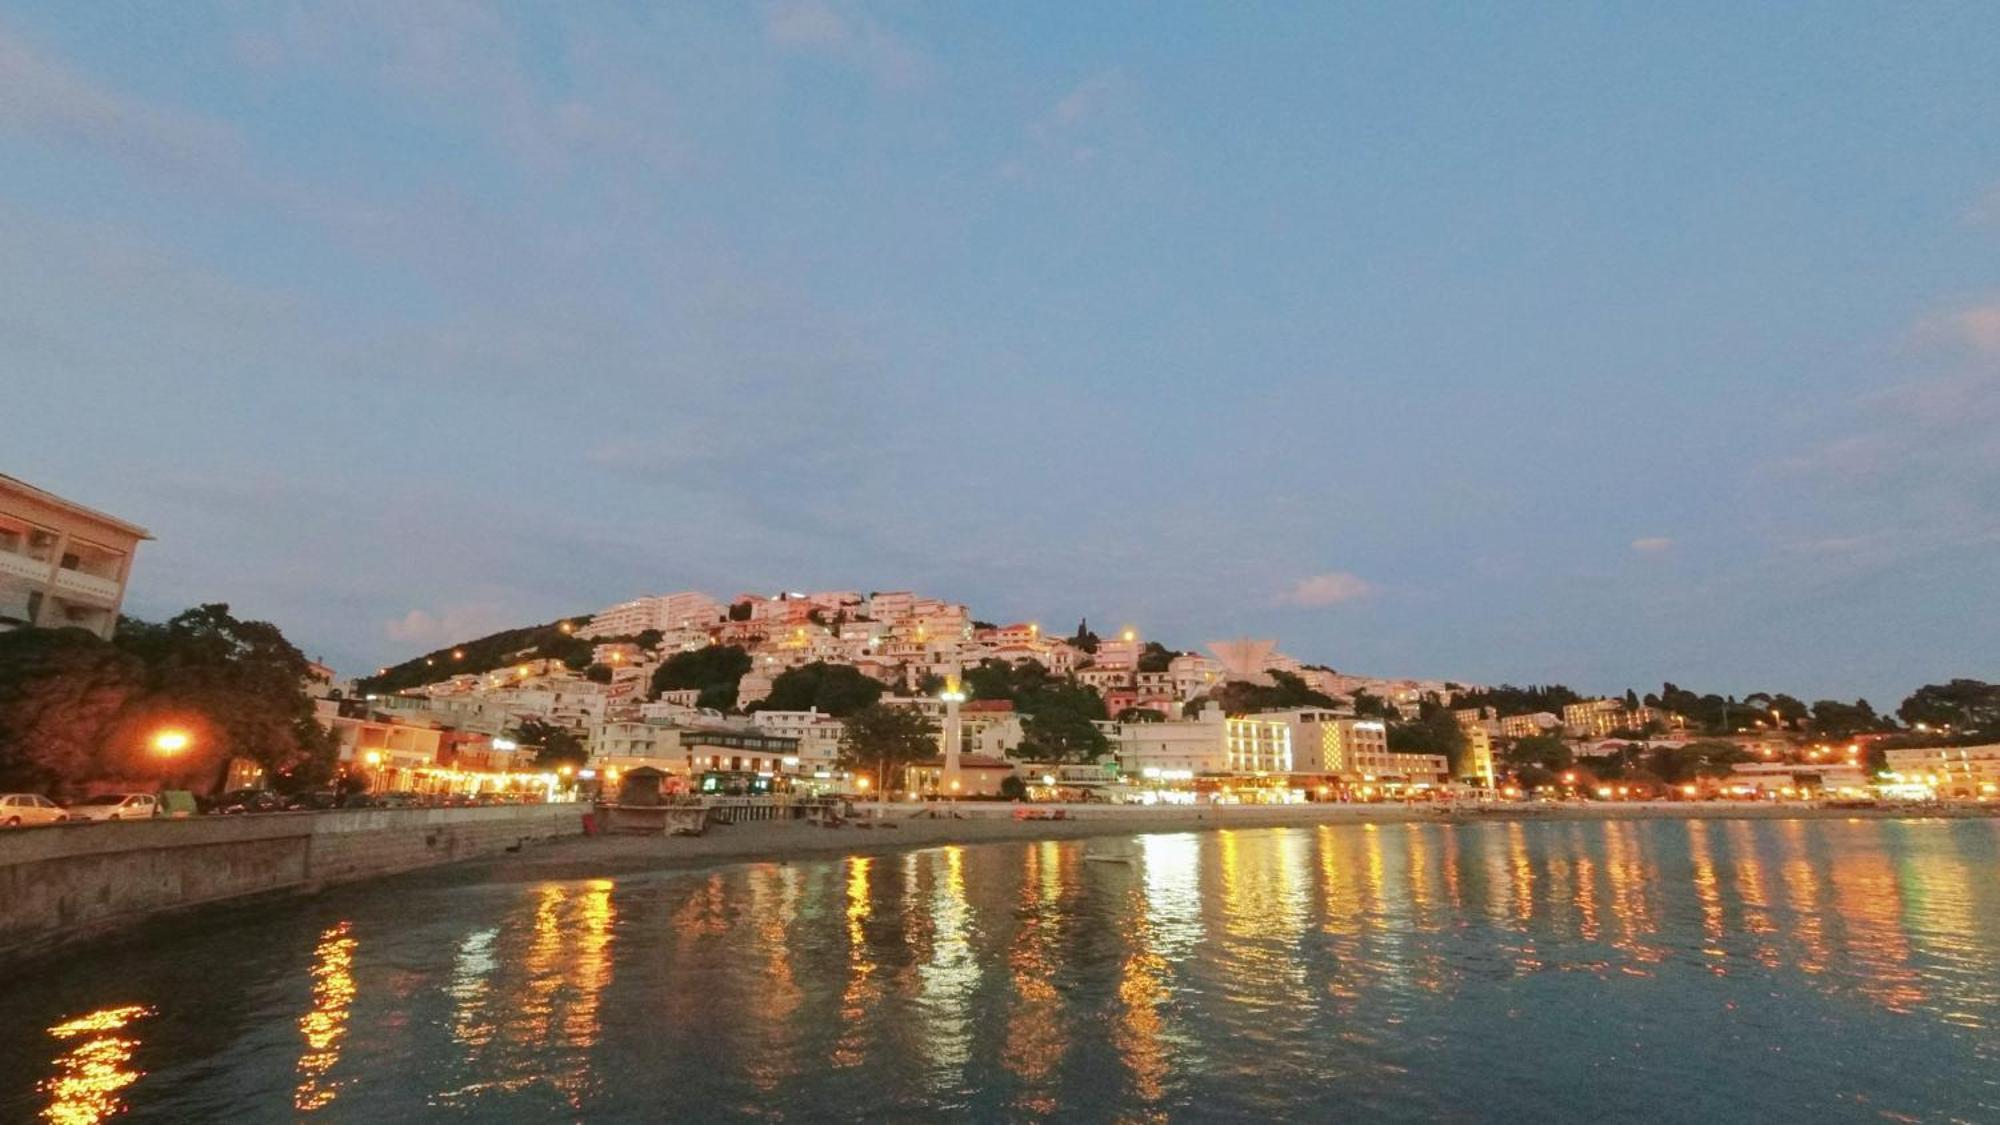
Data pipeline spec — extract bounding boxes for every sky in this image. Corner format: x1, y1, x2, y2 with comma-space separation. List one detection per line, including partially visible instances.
3, 2, 1995, 703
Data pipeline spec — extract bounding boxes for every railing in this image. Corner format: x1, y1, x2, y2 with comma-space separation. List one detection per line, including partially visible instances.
0, 550, 50, 583
52, 567, 120, 603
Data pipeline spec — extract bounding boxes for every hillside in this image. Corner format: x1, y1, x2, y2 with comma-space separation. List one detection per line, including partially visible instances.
354, 616, 595, 694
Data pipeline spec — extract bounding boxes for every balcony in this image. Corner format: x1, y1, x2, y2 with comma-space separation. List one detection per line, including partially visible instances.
52, 566, 122, 604
0, 550, 51, 583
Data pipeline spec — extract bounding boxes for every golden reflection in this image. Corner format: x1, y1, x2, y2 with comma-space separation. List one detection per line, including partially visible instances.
919, 846, 976, 1090
831, 856, 879, 1069
1778, 821, 1829, 974
1725, 821, 1781, 969
294, 921, 357, 1112
40, 1004, 152, 1125
447, 880, 616, 1108
1316, 826, 1368, 1005
1571, 852, 1601, 944
1003, 842, 1064, 1113
1505, 822, 1541, 972
1405, 824, 1439, 932
1601, 821, 1662, 969
1684, 821, 1727, 971
1831, 827, 1925, 1014
1506, 822, 1534, 927
450, 927, 500, 1048
1114, 885, 1171, 1114
1886, 825, 1985, 1027
743, 865, 802, 1092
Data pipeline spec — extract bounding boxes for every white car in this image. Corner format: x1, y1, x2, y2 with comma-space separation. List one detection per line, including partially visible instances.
0, 793, 69, 827
66, 793, 161, 822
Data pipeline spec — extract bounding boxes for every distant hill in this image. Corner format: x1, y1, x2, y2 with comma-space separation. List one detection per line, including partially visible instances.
354, 617, 595, 694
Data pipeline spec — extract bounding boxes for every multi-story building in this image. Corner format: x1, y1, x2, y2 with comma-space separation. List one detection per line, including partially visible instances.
0, 474, 150, 639
749, 709, 847, 771
1225, 714, 1293, 774
1076, 666, 1133, 693
586, 719, 686, 775
1103, 705, 1231, 776
1562, 699, 1683, 738
580, 591, 724, 638
1499, 712, 1563, 739
1884, 743, 2000, 800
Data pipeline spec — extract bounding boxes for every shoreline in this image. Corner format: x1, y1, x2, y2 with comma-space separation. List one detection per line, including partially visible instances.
448, 800, 2000, 884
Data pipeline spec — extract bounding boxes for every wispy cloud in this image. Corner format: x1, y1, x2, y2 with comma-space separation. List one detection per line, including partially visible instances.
385, 605, 518, 647
0, 20, 241, 172
1630, 537, 1673, 553
759, 0, 928, 89
1280, 572, 1374, 608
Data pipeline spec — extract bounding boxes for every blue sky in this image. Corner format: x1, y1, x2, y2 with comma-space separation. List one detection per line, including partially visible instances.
3, 2, 1994, 701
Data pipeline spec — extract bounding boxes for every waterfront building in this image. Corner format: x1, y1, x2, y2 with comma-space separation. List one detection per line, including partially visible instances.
1725, 760, 1872, 797
586, 719, 686, 775
0, 474, 150, 639
1259, 710, 1451, 784
1104, 704, 1231, 776
1225, 713, 1293, 774
1883, 743, 2000, 799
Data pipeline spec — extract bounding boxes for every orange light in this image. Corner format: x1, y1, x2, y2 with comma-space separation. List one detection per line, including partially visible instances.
363, 750, 383, 767
150, 729, 191, 756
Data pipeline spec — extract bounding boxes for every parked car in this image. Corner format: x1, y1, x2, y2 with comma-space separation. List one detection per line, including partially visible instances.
285, 790, 342, 812
67, 793, 161, 821
0, 793, 69, 827
210, 788, 287, 815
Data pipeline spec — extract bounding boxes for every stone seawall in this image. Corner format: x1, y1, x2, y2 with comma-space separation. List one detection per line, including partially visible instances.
0, 804, 585, 961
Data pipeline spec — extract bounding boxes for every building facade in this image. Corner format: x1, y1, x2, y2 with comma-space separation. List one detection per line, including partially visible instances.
0, 474, 150, 639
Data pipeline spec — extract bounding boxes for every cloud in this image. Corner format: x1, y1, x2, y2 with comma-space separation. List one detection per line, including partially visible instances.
1915, 298, 2000, 355
759, 0, 928, 89
0, 20, 241, 172
385, 605, 521, 647
1281, 572, 1374, 608
1630, 537, 1673, 553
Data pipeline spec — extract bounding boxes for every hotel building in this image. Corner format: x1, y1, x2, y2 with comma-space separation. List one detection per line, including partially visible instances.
0, 474, 150, 639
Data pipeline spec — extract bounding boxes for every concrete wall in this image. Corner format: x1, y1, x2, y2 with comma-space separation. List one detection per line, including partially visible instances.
0, 804, 584, 961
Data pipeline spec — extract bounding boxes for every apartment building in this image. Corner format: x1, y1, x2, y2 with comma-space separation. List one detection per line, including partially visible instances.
1884, 743, 2000, 799
580, 591, 724, 638
0, 474, 150, 639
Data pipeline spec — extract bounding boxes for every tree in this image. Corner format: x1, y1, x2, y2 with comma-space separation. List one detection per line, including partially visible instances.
998, 774, 1027, 801
1809, 698, 1886, 740
634, 629, 664, 650
1452, 683, 1583, 718
1350, 689, 1394, 720
511, 718, 586, 769
839, 703, 939, 796
1188, 670, 1338, 717
583, 663, 613, 684
0, 628, 148, 797
1898, 679, 2000, 733
753, 661, 885, 717
1019, 705, 1108, 763
1649, 740, 1749, 784
1136, 642, 1174, 673
1070, 619, 1100, 655
650, 645, 751, 709
115, 605, 335, 793
1115, 707, 1166, 723
1389, 702, 1470, 776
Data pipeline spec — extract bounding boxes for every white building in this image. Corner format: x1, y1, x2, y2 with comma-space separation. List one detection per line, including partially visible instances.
0, 474, 150, 639
580, 591, 724, 638
1883, 743, 2000, 799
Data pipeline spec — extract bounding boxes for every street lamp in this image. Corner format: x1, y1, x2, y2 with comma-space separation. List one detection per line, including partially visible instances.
150, 729, 191, 757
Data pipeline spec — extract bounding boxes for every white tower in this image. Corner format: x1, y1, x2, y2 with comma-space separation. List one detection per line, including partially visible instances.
939, 664, 966, 798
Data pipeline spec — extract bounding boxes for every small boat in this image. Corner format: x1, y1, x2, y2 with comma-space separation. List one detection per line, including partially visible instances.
1085, 852, 1135, 865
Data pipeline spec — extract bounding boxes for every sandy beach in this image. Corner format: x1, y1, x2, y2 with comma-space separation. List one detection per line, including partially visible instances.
455, 800, 2000, 883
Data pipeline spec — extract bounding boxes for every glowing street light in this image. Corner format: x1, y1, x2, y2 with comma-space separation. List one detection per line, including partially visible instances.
150, 729, 191, 756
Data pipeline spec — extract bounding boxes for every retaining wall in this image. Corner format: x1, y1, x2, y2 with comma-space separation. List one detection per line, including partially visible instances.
0, 804, 585, 961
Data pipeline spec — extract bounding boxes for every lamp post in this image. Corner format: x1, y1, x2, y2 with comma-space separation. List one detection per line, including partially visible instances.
150, 729, 191, 758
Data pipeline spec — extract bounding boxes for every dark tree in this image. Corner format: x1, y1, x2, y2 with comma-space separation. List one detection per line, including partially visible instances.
753, 661, 885, 717
650, 645, 752, 707
839, 703, 939, 795
511, 718, 587, 769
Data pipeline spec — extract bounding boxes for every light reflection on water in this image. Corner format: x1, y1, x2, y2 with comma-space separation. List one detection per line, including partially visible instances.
4, 818, 1998, 1122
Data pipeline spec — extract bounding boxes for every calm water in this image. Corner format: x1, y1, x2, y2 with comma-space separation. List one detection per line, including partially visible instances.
6, 819, 1999, 1123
